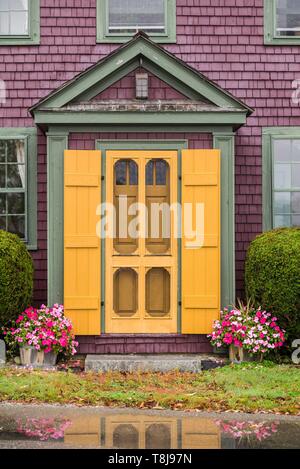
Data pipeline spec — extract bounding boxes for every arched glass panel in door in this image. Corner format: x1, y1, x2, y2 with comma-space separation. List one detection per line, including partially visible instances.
146, 159, 170, 254
114, 159, 138, 254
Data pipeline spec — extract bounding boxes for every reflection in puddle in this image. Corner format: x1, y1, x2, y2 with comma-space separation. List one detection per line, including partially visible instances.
16, 418, 72, 442
0, 407, 299, 449
216, 420, 278, 444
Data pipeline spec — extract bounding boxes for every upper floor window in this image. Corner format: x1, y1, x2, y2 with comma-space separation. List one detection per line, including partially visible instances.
263, 129, 300, 231
265, 0, 300, 45
97, 0, 176, 43
0, 0, 40, 45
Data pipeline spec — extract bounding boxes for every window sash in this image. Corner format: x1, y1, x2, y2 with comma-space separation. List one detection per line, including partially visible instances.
274, 0, 300, 38
272, 138, 300, 228
0, 0, 29, 37
97, 0, 176, 43
0, 138, 28, 241
107, 0, 167, 35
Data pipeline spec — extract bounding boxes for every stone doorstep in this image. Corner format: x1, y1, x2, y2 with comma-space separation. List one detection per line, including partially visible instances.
85, 354, 228, 373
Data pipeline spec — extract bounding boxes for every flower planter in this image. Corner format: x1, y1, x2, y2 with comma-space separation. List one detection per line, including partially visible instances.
229, 345, 259, 364
20, 346, 57, 367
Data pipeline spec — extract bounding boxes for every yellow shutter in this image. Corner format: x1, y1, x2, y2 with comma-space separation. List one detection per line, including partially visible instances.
182, 149, 221, 334
64, 150, 101, 335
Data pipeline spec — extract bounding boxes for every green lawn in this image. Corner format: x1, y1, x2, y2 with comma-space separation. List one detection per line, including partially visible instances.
0, 362, 299, 415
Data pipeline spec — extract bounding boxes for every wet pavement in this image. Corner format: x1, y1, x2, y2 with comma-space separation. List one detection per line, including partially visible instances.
0, 404, 299, 449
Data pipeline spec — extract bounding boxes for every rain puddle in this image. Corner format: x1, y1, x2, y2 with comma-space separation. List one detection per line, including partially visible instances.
0, 405, 299, 449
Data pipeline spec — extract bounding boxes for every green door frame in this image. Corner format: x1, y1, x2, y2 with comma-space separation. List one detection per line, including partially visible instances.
47, 127, 236, 328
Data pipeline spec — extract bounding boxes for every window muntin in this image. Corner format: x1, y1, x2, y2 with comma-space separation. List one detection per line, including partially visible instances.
272, 139, 300, 228
276, 0, 300, 38
0, 139, 26, 239
108, 0, 165, 34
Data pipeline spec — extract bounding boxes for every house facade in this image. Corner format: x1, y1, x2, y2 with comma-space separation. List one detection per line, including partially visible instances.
0, 1, 299, 354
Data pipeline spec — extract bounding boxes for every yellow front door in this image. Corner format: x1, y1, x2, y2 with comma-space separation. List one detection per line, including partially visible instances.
105, 151, 178, 334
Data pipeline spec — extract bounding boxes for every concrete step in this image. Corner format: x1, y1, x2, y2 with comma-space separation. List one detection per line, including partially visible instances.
85, 354, 227, 373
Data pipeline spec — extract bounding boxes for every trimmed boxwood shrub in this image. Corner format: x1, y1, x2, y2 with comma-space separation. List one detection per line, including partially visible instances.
245, 227, 300, 347
0, 230, 34, 327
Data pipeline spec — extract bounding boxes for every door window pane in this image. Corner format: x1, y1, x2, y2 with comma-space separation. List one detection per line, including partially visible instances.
146, 160, 154, 185
0, 0, 29, 36
129, 160, 138, 185
276, 0, 300, 37
108, 0, 165, 34
114, 159, 138, 254
115, 160, 127, 185
146, 159, 170, 254
156, 159, 167, 185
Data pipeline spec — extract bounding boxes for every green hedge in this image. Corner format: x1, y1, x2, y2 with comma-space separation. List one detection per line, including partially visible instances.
245, 227, 300, 346
0, 230, 34, 327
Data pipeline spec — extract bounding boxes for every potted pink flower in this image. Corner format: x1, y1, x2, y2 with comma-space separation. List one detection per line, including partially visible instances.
209, 301, 286, 362
3, 304, 78, 366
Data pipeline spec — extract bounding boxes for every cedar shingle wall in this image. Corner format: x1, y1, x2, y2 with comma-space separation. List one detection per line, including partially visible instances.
1, 0, 300, 302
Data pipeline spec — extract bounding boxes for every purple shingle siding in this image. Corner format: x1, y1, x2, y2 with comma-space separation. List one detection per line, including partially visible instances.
0, 0, 299, 305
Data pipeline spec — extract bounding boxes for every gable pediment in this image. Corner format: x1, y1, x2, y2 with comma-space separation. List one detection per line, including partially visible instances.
30, 32, 252, 115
